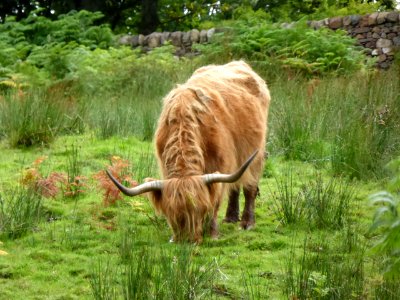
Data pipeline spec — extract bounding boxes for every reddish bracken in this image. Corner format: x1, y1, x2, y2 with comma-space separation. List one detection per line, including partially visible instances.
21, 156, 66, 199
95, 156, 138, 206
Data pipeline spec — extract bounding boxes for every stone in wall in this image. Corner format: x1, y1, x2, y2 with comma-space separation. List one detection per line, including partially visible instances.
314, 11, 400, 69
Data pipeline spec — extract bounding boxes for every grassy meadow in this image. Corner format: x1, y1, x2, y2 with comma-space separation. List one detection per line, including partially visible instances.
0, 52, 400, 300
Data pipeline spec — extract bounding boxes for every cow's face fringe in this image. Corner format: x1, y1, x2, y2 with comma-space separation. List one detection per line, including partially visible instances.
147, 176, 223, 243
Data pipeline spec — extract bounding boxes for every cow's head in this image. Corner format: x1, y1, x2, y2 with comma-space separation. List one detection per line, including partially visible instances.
106, 151, 258, 243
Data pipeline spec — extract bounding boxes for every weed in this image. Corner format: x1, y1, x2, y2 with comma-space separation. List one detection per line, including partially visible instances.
90, 234, 217, 300
269, 168, 306, 225
283, 234, 365, 299
0, 90, 67, 147
240, 269, 269, 299
304, 174, 354, 230
0, 187, 43, 239
90, 260, 119, 300
64, 144, 88, 198
373, 278, 400, 300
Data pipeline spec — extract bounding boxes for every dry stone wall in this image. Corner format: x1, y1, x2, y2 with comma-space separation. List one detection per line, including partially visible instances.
119, 11, 400, 68
308, 11, 400, 69
118, 28, 216, 56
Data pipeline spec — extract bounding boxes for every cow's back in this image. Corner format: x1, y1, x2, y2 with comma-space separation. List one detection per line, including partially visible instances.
156, 61, 270, 188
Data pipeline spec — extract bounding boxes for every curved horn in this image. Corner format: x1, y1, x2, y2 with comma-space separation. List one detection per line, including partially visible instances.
202, 150, 259, 185
106, 170, 163, 196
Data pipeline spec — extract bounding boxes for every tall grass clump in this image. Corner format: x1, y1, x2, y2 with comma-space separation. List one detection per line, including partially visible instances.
270, 168, 306, 225
91, 237, 218, 299
64, 143, 87, 198
328, 69, 400, 179
0, 187, 43, 239
122, 244, 217, 300
0, 89, 79, 147
269, 78, 330, 162
284, 233, 365, 299
270, 170, 354, 229
269, 66, 400, 179
240, 269, 269, 299
90, 260, 119, 300
82, 46, 195, 140
304, 174, 354, 230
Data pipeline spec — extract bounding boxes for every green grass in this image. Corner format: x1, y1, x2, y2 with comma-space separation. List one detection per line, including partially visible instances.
0, 60, 399, 298
0, 133, 398, 299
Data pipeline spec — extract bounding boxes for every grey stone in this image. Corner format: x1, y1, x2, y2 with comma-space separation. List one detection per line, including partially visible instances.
190, 29, 200, 43
200, 29, 208, 43
393, 36, 400, 46
309, 20, 318, 29
207, 28, 215, 41
378, 53, 387, 62
314, 20, 325, 29
343, 16, 352, 26
359, 38, 373, 43
372, 32, 380, 39
170, 31, 183, 46
118, 35, 134, 46
353, 27, 370, 34
328, 16, 343, 29
138, 34, 145, 46
148, 32, 161, 48
371, 49, 379, 56
377, 12, 389, 24
368, 12, 379, 26
382, 47, 393, 54
377, 38, 393, 48
386, 12, 399, 22
182, 31, 191, 47
350, 15, 361, 26
142, 35, 149, 46
131, 35, 139, 47
372, 27, 381, 33
161, 32, 170, 45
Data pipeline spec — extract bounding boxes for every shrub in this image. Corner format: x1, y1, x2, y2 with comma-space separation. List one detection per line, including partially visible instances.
369, 191, 400, 278
216, 17, 372, 76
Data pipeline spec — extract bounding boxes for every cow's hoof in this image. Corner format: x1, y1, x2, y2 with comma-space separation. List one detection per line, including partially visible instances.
210, 232, 219, 240
240, 220, 254, 230
223, 217, 240, 223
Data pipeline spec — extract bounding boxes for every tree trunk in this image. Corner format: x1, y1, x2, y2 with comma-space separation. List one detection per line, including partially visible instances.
139, 0, 159, 35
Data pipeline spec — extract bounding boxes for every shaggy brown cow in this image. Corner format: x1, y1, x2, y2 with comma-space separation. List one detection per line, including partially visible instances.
107, 61, 271, 243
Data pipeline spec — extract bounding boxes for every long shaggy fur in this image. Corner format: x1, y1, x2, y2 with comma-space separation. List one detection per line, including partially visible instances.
149, 61, 270, 242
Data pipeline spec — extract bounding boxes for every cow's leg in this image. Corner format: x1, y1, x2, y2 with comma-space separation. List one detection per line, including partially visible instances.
210, 211, 219, 239
224, 188, 240, 223
241, 185, 259, 230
